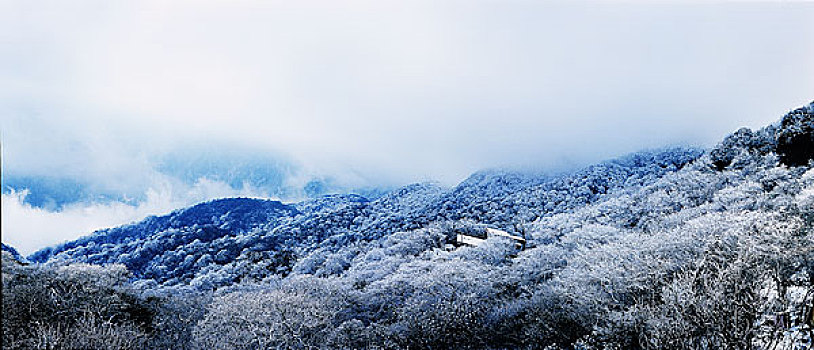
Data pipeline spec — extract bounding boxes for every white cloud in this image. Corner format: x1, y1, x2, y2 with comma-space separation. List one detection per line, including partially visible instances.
1, 178, 268, 255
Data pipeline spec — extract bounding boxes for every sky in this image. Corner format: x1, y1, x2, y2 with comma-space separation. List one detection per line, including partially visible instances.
1, 0, 813, 254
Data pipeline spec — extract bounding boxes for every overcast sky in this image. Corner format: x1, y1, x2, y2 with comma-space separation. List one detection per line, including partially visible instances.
2, 0, 813, 254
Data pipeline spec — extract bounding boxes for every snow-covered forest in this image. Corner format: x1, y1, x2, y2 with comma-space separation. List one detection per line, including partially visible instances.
3, 102, 814, 349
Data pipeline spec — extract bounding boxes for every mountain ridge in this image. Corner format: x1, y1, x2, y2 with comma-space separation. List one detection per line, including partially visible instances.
18, 101, 814, 290
25, 145, 703, 288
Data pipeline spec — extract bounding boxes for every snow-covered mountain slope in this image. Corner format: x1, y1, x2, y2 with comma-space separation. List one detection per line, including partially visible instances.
7, 101, 814, 350
28, 146, 701, 289
1, 243, 26, 263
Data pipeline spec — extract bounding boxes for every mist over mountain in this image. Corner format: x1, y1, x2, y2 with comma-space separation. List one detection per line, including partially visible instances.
26, 146, 700, 289
4, 0, 813, 258
0, 146, 392, 255
4, 102, 812, 349
2, 148, 386, 211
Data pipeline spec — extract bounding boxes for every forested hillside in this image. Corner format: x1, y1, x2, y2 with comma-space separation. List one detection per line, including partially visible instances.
25, 147, 701, 290
4, 102, 813, 349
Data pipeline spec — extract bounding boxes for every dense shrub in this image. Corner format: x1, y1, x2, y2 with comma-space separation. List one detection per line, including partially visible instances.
2, 253, 207, 349
777, 102, 814, 167
2, 254, 151, 349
